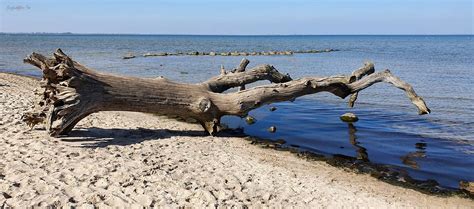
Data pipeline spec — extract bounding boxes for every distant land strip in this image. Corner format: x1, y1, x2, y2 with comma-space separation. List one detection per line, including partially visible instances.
122, 49, 339, 59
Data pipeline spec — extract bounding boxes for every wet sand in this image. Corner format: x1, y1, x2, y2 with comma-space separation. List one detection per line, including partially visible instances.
0, 73, 472, 208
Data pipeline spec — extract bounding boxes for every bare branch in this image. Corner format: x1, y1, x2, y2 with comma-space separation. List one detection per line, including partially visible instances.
23, 49, 429, 136
214, 70, 430, 117
348, 62, 375, 107
235, 58, 250, 73
348, 70, 430, 115
202, 64, 292, 93
235, 58, 250, 91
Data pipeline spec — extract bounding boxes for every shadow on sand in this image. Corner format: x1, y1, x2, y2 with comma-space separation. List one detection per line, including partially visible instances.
53, 124, 471, 197
59, 127, 245, 148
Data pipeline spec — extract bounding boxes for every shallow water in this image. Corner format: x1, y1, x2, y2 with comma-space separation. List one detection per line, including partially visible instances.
0, 34, 473, 188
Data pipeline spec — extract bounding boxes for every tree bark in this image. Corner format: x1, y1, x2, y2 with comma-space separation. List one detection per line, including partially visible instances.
22, 49, 430, 137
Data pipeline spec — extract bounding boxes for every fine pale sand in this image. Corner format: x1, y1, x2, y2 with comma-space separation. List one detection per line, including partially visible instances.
1, 73, 473, 208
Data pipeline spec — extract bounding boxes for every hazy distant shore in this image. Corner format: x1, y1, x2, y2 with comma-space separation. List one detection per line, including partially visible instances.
1, 32, 472, 36
1, 72, 472, 207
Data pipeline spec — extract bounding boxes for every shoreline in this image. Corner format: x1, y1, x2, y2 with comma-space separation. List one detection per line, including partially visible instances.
1, 72, 473, 207
248, 137, 474, 197
2, 33, 472, 36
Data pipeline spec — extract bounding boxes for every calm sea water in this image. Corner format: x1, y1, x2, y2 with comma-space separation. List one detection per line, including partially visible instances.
0, 34, 473, 188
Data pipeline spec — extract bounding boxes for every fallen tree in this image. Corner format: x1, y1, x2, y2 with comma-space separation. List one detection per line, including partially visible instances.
22, 49, 430, 137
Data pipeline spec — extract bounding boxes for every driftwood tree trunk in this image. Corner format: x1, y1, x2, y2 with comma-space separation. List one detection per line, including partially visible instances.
22, 49, 430, 137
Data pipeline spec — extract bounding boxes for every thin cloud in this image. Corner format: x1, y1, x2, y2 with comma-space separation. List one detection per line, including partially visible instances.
6, 5, 31, 11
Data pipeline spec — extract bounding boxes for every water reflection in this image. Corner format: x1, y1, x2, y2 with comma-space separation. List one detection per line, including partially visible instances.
348, 122, 428, 169
222, 101, 474, 188
347, 123, 430, 170
401, 143, 427, 169
347, 123, 369, 162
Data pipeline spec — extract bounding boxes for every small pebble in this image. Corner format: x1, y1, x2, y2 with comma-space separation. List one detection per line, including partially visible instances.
245, 116, 256, 125
268, 126, 276, 133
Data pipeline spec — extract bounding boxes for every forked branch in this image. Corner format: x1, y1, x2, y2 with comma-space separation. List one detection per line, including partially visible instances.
213, 70, 430, 116
22, 49, 430, 137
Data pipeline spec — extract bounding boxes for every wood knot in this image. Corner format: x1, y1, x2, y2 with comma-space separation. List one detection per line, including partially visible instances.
349, 76, 357, 83
198, 98, 212, 113
254, 100, 261, 107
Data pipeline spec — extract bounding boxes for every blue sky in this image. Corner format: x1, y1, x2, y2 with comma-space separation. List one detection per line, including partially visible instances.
0, 0, 472, 34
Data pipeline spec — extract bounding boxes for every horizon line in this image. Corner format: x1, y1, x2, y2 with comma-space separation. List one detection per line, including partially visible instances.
1, 32, 473, 36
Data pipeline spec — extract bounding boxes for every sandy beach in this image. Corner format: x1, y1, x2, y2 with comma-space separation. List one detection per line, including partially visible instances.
0, 72, 472, 208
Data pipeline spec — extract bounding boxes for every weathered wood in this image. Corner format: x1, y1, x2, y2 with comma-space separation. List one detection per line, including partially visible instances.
348, 62, 375, 107
22, 49, 430, 137
235, 58, 250, 91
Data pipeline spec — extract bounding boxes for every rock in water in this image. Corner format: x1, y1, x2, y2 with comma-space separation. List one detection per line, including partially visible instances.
268, 126, 276, 133
340, 113, 358, 123
245, 116, 256, 125
122, 54, 136, 59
